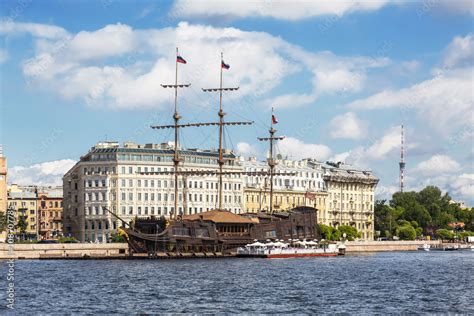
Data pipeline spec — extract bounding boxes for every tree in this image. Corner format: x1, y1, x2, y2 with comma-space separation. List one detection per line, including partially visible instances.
0, 211, 6, 233
435, 229, 454, 241
375, 200, 403, 238
337, 225, 361, 241
396, 225, 416, 240
16, 215, 28, 240
317, 224, 333, 240
110, 233, 126, 243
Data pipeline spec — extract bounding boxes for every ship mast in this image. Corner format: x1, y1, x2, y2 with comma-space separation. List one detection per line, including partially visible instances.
258, 109, 284, 213
203, 52, 245, 210
154, 48, 190, 220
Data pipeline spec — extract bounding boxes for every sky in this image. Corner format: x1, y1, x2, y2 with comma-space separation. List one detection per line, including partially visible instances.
0, 0, 473, 205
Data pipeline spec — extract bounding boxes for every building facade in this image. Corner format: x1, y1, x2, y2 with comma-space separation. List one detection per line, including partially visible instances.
63, 142, 379, 242
7, 185, 63, 240
323, 162, 379, 240
7, 187, 38, 238
241, 158, 327, 221
63, 142, 244, 242
38, 189, 63, 239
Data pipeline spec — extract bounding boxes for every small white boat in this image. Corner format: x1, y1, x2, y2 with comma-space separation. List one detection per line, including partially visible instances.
418, 244, 431, 251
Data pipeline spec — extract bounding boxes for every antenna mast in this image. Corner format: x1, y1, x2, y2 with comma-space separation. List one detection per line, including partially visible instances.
399, 124, 405, 193
258, 109, 284, 213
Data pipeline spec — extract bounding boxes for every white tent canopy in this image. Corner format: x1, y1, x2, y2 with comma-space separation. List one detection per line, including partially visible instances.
246, 242, 266, 247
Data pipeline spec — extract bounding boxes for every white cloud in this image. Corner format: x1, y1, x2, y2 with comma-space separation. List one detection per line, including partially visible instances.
448, 173, 474, 201
8, 159, 76, 186
346, 67, 473, 136
329, 125, 413, 168
172, 0, 393, 21
329, 112, 367, 140
171, 0, 473, 20
412, 155, 461, 176
436, 0, 474, 16
236, 142, 260, 157
314, 69, 365, 93
264, 93, 316, 109
0, 21, 68, 39
442, 33, 474, 68
278, 137, 331, 161
375, 184, 399, 201
11, 21, 390, 110
365, 126, 401, 160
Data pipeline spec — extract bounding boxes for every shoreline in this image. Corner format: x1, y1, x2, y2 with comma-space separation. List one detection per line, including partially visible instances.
0, 240, 457, 260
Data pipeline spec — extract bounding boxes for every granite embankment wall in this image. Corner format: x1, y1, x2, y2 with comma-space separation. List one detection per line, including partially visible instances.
0, 243, 129, 259
0, 241, 444, 259
345, 240, 441, 252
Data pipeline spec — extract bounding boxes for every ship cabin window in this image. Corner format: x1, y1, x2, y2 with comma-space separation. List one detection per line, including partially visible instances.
172, 227, 191, 236
195, 228, 210, 238
265, 230, 277, 238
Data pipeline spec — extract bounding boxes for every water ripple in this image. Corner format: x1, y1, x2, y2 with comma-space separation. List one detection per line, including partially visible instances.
0, 252, 473, 314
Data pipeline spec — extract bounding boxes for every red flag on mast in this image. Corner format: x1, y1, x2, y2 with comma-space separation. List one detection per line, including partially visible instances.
272, 114, 278, 124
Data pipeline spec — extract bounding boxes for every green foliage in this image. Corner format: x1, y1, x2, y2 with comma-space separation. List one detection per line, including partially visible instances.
317, 224, 361, 241
317, 224, 335, 240
435, 229, 454, 241
110, 233, 126, 243
16, 216, 28, 238
396, 225, 416, 240
375, 185, 473, 239
58, 237, 79, 243
338, 225, 362, 241
459, 231, 474, 239
415, 227, 423, 238
0, 211, 6, 233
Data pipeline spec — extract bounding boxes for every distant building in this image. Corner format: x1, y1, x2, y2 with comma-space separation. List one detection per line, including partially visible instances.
7, 185, 38, 238
241, 157, 327, 221
37, 188, 63, 239
323, 162, 379, 240
449, 200, 467, 209
62, 141, 243, 243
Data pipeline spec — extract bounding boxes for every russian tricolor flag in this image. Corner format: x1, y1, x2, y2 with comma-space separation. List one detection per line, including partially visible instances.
177, 55, 187, 64
272, 114, 278, 124
221, 61, 230, 70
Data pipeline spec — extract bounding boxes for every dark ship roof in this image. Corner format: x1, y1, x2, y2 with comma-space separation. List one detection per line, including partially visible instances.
182, 210, 256, 224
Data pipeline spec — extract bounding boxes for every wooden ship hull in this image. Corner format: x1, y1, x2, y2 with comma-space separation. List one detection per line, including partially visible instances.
119, 207, 318, 256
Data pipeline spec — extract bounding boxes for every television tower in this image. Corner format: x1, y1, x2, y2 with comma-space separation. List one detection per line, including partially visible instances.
399, 124, 405, 192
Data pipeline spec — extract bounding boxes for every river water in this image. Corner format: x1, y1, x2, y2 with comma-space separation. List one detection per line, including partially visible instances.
1, 252, 473, 314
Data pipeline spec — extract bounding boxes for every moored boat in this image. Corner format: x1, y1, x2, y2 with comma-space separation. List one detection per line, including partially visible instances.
237, 240, 346, 258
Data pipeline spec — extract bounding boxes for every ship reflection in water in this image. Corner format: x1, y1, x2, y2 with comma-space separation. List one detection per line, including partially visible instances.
7, 252, 473, 314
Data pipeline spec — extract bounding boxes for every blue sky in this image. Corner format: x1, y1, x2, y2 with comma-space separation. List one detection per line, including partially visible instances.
1, 0, 473, 204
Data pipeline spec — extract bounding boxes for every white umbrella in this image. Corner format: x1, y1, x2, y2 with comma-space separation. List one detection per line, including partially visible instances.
274, 241, 288, 248
247, 241, 266, 247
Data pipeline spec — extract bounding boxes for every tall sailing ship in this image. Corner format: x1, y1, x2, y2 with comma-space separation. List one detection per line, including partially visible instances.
113, 49, 320, 256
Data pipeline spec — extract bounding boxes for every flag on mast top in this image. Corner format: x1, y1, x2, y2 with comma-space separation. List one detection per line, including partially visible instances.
221, 60, 230, 69
272, 108, 278, 124
176, 48, 187, 64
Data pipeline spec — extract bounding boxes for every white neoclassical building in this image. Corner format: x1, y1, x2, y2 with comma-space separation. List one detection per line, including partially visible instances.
63, 141, 243, 242
322, 162, 379, 240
